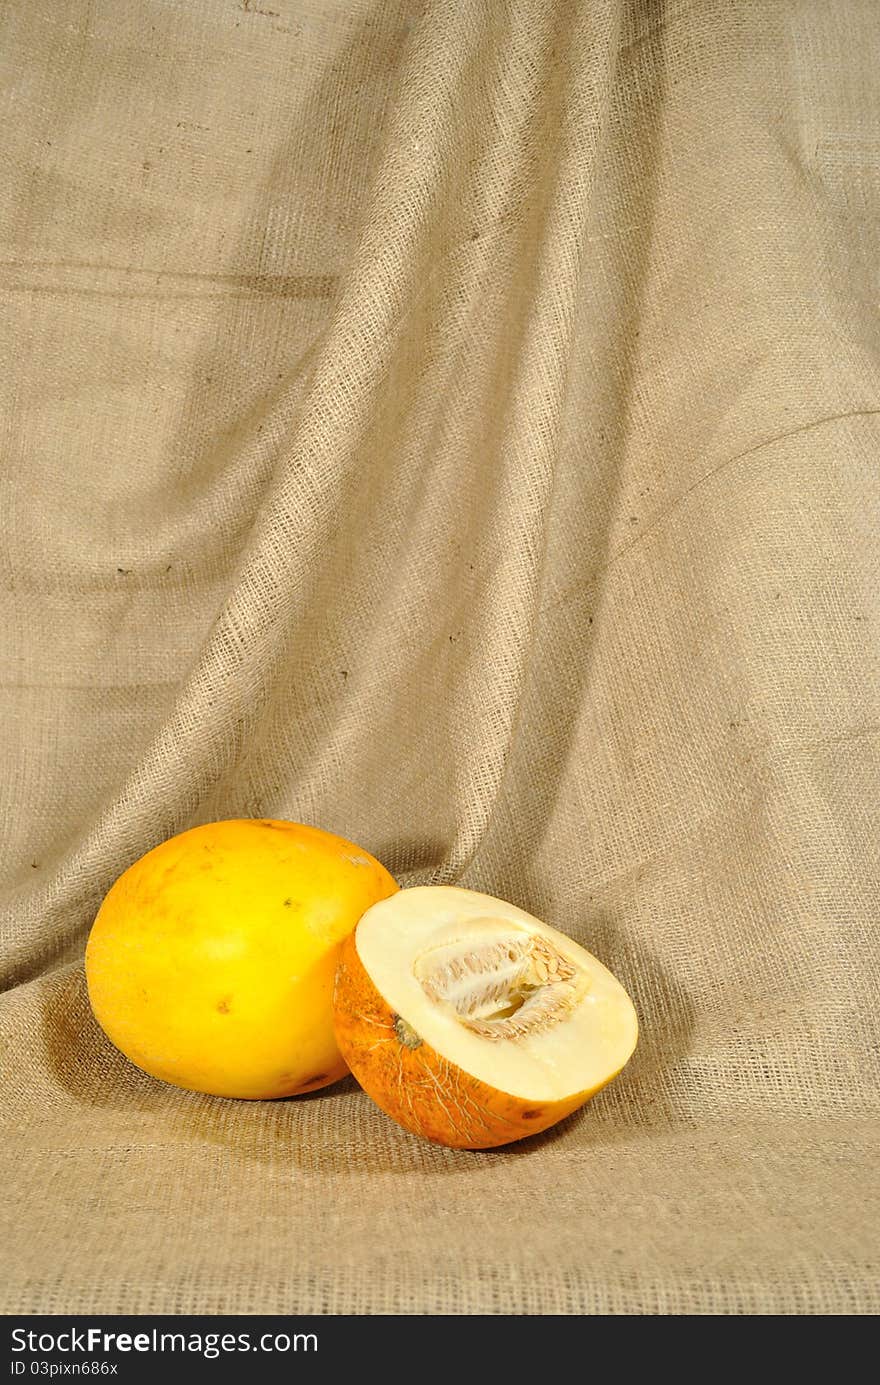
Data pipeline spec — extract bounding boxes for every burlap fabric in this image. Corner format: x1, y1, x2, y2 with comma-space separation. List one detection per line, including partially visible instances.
2, 0, 878, 1316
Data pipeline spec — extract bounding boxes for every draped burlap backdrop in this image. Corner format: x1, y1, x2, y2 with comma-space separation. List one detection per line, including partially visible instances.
1, 0, 877, 1316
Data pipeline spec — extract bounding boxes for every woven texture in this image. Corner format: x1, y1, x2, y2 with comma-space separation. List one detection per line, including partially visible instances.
2, 0, 878, 1315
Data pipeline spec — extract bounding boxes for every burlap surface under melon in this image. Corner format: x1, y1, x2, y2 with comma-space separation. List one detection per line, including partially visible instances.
1, 0, 878, 1314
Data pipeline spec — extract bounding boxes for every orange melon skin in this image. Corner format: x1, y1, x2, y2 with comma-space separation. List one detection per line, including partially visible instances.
333, 931, 609, 1150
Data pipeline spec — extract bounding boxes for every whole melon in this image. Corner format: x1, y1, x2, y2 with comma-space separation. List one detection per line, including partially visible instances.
85, 818, 397, 1099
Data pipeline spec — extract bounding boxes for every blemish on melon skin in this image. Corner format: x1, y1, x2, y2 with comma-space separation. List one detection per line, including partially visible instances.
343, 852, 371, 868
216, 996, 232, 1014
521, 1108, 543, 1121
393, 1015, 423, 1050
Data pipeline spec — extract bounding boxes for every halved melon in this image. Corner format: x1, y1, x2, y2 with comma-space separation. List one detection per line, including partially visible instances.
333, 885, 638, 1149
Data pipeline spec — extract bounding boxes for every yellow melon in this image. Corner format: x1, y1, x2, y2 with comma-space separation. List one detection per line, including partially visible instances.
85, 818, 397, 1099
333, 886, 638, 1148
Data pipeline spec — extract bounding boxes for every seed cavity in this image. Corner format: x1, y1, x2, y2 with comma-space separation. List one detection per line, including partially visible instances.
413, 920, 585, 1043
464, 980, 580, 1041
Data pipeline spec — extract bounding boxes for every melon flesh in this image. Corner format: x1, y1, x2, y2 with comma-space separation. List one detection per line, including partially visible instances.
341, 886, 638, 1139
